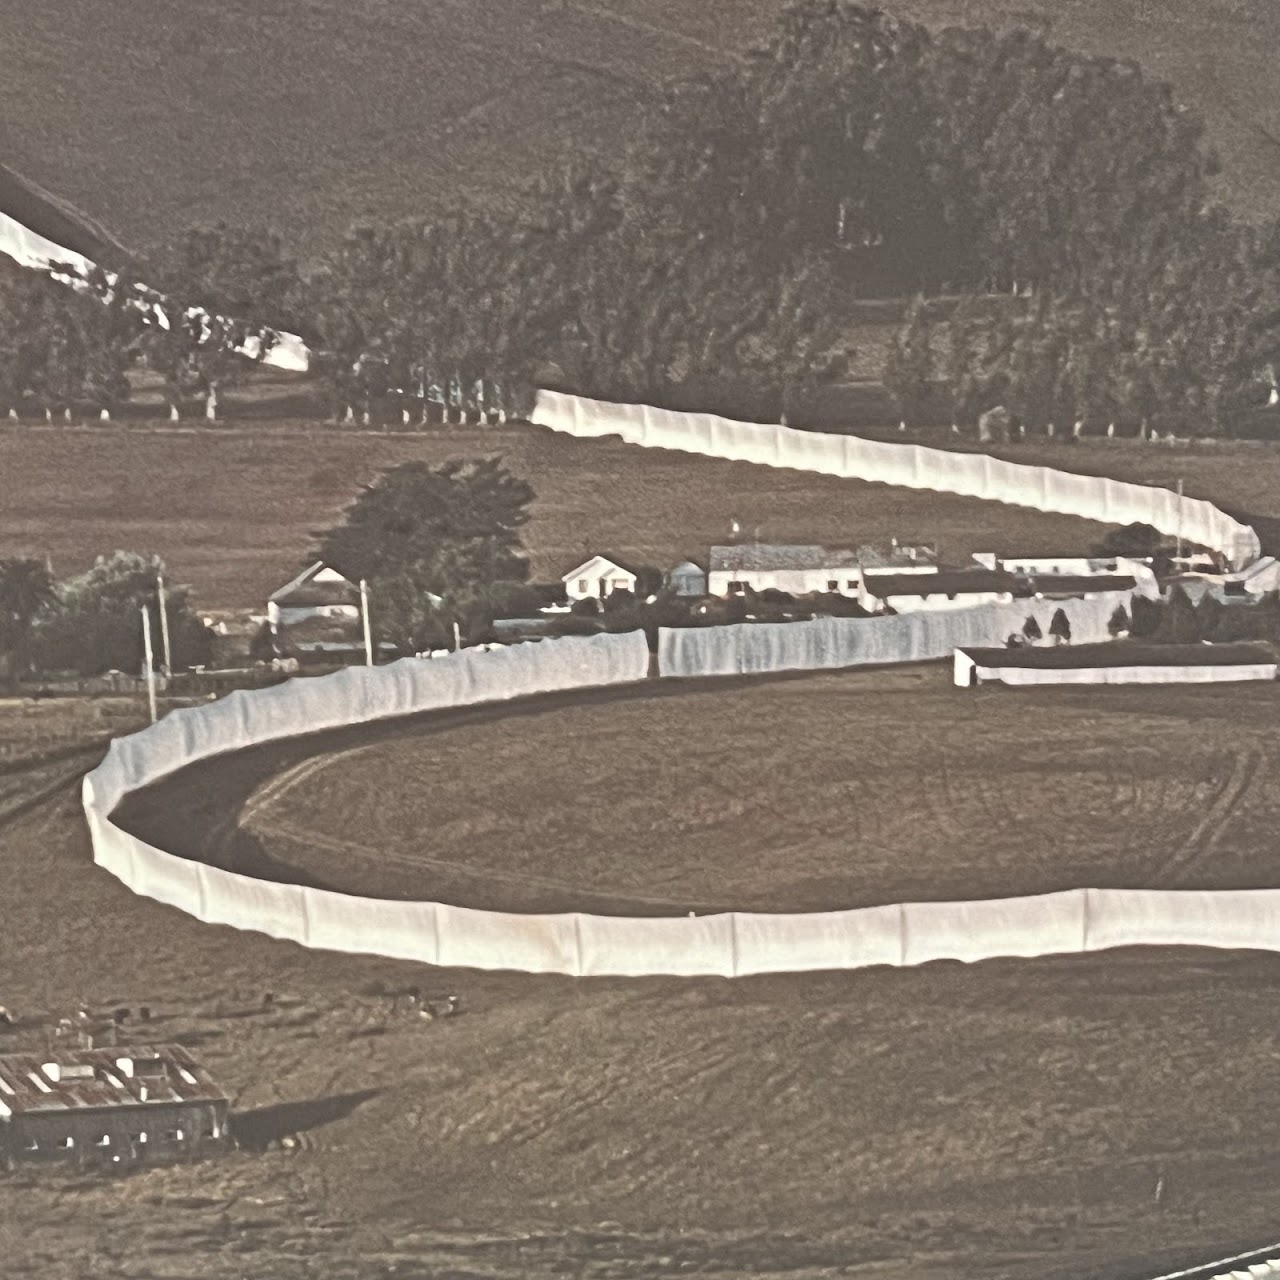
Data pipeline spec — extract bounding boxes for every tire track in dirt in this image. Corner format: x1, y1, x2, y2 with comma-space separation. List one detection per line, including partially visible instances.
247, 814, 741, 914
1158, 745, 1266, 885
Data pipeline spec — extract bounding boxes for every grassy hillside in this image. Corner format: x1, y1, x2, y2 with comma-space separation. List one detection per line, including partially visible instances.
3, 0, 1279, 257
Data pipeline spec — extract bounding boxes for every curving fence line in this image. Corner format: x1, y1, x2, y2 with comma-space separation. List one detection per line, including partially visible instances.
80, 394, 1280, 976
83, 593, 1280, 977
531, 391, 1262, 571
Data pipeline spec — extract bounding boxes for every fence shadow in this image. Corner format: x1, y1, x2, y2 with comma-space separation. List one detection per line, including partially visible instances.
231, 1087, 381, 1150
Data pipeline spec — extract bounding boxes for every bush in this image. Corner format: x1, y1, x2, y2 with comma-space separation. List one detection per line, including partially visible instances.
1107, 604, 1130, 637
1048, 608, 1072, 644
1021, 615, 1043, 643
1155, 585, 1199, 644
1130, 594, 1163, 638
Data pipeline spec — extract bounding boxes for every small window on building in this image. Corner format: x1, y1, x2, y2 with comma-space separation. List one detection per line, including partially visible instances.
826, 580, 838, 591
95, 1134, 111, 1147
728, 581, 746, 595
58, 1136, 74, 1150
164, 1128, 185, 1142
577, 578, 588, 593
1225, 582, 1247, 597
846, 580, 857, 590
135, 1131, 148, 1144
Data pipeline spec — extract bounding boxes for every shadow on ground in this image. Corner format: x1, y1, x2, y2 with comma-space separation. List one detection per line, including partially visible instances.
232, 1088, 381, 1151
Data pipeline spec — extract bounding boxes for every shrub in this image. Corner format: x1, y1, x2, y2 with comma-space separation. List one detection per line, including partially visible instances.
1021, 615, 1043, 643
1107, 604, 1130, 637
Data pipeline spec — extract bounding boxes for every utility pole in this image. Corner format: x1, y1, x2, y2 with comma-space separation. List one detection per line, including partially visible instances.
141, 606, 158, 724
452, 620, 462, 652
156, 573, 173, 677
359, 579, 374, 667
1176, 478, 1185, 561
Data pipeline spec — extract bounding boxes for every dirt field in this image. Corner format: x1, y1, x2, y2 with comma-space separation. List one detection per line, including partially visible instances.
119, 665, 1280, 914
8, 684, 1280, 1278
4, 421, 1280, 613
0, 422, 1131, 611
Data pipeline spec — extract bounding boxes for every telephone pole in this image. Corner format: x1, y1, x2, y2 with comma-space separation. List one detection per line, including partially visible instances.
156, 573, 173, 677
141, 606, 158, 724
359, 579, 374, 667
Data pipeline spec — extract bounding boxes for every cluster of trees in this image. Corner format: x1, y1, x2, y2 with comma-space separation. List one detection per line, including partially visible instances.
0, 551, 211, 686
1125, 587, 1280, 646
4, 2, 1279, 433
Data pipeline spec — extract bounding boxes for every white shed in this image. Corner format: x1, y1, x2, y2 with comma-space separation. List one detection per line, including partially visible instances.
562, 554, 639, 602
667, 561, 707, 597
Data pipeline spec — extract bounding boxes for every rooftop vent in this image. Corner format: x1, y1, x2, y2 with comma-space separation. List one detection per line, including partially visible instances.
42, 1062, 94, 1084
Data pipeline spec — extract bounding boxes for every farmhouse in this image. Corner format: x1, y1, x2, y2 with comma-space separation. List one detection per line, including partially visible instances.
972, 552, 1141, 576
954, 642, 1278, 687
0, 1046, 230, 1173
562, 554, 640, 602
267, 561, 360, 628
708, 544, 864, 597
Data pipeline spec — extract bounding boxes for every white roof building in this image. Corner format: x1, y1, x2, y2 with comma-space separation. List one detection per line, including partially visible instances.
562, 554, 640, 601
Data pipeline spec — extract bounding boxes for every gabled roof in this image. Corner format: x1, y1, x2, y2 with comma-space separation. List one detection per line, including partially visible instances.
669, 560, 705, 576
709, 544, 860, 573
269, 561, 358, 607
561, 553, 641, 581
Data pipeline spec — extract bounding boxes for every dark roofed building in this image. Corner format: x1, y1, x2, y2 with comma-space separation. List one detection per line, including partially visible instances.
0, 1045, 230, 1173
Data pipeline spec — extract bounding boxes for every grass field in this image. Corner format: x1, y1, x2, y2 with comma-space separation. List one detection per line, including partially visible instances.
5, 682, 1280, 1278
0, 421, 1143, 611
119, 665, 1280, 915
4, 0, 1279, 257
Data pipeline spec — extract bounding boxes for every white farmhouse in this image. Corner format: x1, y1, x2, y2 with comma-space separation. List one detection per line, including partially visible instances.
708, 544, 862, 597
267, 562, 361, 628
562, 554, 640, 602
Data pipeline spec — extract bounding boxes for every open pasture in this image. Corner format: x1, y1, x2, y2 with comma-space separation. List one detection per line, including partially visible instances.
4, 680, 1280, 1277
5, 422, 1280, 610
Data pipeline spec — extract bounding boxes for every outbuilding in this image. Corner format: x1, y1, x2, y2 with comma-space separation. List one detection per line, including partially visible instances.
0, 1046, 230, 1173
954, 642, 1278, 688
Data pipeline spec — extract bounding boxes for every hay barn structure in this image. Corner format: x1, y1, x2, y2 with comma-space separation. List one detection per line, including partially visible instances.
0, 1046, 230, 1173
954, 642, 1278, 687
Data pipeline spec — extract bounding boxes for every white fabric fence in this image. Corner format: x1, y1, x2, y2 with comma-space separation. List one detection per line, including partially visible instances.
531, 391, 1261, 570
0, 209, 310, 373
82, 623, 1280, 977
658, 594, 1123, 680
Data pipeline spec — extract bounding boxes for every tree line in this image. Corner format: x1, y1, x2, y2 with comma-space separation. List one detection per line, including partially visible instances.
2, 2, 1279, 432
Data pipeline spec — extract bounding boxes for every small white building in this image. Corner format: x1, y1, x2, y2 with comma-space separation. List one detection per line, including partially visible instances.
562, 554, 639, 602
267, 562, 361, 628
667, 561, 707, 597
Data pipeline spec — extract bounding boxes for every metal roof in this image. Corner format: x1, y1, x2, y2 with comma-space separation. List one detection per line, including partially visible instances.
0, 1046, 226, 1117
709, 544, 860, 573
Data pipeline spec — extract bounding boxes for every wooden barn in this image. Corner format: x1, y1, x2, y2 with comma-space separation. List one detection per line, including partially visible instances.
0, 1046, 230, 1173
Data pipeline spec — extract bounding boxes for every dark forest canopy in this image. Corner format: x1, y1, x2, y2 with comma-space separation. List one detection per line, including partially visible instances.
3, 1, 1280, 435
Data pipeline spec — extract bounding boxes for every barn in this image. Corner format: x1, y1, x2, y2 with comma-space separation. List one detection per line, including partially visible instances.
0, 1046, 230, 1173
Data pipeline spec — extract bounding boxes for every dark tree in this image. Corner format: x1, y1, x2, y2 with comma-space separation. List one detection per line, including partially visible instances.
1048, 608, 1072, 644
313, 458, 535, 653
1021, 614, 1043, 643
1107, 604, 1131, 638
0, 557, 58, 686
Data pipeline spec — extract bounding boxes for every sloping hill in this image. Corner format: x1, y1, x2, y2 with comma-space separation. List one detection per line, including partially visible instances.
2, 0, 1279, 257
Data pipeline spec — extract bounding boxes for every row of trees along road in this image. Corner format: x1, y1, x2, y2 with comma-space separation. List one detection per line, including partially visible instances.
5, 3, 1278, 432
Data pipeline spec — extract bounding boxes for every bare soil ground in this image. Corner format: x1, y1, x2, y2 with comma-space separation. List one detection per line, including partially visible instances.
5, 421, 1280, 612
7, 687, 1280, 1278
0, 422, 1130, 610
121, 665, 1280, 913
